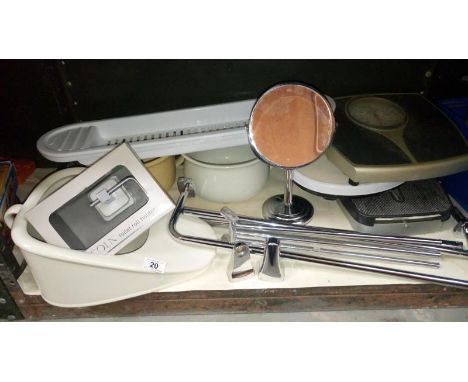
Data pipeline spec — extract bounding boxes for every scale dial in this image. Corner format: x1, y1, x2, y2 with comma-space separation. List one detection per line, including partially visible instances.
345, 96, 408, 130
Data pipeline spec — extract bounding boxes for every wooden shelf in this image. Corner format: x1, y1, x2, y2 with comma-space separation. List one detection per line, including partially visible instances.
9, 282, 468, 321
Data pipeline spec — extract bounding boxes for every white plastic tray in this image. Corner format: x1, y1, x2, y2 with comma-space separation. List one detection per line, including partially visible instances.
37, 100, 255, 165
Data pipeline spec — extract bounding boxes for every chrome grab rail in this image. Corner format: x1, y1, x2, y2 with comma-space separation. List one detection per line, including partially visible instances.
168, 179, 468, 289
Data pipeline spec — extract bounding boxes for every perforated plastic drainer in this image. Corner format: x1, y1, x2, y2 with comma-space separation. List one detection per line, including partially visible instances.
37, 100, 256, 165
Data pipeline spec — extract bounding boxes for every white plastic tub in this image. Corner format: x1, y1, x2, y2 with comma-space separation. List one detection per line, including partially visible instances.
5, 168, 217, 307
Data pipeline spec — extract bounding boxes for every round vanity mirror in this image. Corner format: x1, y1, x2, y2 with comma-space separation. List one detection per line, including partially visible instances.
248, 83, 335, 224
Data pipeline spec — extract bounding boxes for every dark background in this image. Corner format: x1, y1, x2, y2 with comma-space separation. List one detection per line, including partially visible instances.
1, 59, 468, 166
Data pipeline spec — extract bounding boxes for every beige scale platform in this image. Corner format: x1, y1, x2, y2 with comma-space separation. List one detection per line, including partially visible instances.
323, 93, 468, 183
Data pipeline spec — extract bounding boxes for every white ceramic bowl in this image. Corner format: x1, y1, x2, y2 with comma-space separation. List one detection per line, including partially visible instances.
183, 146, 269, 203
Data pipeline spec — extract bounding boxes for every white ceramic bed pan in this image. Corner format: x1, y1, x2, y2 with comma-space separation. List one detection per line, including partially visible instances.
183, 145, 270, 203
5, 167, 217, 308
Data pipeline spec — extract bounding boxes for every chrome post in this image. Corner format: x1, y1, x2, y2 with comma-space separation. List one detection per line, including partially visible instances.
227, 242, 255, 282
259, 237, 284, 281
284, 170, 294, 208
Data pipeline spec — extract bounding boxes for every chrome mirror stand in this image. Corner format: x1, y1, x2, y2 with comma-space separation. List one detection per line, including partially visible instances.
262, 169, 313, 224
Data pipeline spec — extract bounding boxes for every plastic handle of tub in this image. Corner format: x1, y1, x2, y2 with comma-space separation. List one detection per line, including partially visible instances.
4, 204, 23, 229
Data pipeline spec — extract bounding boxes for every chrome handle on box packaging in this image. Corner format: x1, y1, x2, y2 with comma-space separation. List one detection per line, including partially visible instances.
89, 177, 140, 208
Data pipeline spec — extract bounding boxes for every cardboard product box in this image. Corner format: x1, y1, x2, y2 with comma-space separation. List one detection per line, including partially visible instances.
0, 161, 17, 228
26, 143, 174, 255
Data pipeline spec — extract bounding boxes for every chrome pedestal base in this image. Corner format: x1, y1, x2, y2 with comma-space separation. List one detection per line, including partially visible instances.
262, 194, 314, 225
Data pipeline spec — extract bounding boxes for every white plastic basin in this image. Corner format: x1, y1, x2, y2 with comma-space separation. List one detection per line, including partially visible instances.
5, 168, 217, 307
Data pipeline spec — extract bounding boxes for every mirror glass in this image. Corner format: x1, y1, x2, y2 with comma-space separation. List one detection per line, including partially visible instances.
248, 84, 335, 169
